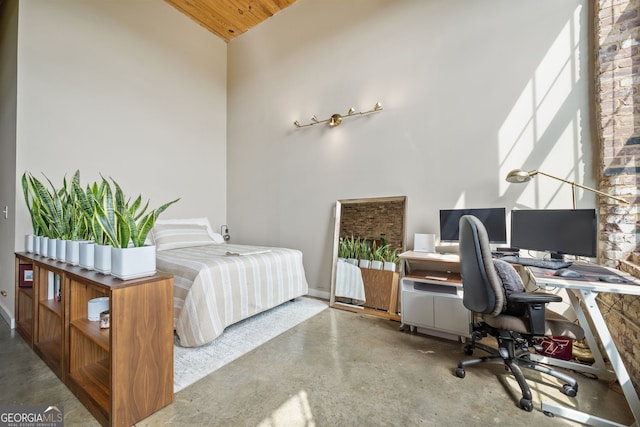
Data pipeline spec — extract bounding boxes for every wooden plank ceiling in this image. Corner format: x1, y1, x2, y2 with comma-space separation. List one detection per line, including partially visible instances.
165, 0, 297, 42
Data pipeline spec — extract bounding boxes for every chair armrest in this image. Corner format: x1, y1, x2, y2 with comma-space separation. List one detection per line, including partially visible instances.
509, 292, 562, 304
509, 292, 562, 335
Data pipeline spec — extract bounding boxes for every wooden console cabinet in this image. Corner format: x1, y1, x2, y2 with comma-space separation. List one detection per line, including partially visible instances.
15, 252, 174, 426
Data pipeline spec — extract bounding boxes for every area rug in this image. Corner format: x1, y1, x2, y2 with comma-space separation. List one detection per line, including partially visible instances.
174, 297, 328, 392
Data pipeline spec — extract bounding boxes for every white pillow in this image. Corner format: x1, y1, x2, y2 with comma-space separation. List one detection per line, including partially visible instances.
149, 217, 224, 244
152, 223, 218, 251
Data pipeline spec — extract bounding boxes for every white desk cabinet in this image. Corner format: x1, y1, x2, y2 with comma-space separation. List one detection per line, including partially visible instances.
399, 251, 471, 340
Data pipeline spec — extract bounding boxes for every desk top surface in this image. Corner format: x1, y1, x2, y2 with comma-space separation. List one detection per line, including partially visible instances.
530, 262, 640, 296
399, 251, 460, 263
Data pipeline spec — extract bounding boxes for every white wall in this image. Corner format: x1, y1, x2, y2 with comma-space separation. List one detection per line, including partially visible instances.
2, 0, 227, 319
227, 0, 592, 296
0, 0, 18, 324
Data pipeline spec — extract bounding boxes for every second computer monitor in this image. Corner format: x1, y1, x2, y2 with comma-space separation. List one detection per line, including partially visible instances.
439, 207, 507, 244
510, 209, 597, 259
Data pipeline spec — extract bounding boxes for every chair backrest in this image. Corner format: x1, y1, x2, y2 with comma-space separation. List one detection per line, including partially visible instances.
458, 215, 504, 315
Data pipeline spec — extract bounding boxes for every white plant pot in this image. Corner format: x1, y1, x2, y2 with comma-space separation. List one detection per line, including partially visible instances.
41, 237, 49, 257
94, 244, 112, 275
56, 239, 67, 262
370, 260, 383, 270
347, 258, 358, 266
66, 240, 81, 266
48, 238, 57, 259
33, 235, 41, 255
25, 234, 34, 253
110, 245, 156, 280
383, 262, 396, 272
359, 259, 371, 269
79, 242, 95, 270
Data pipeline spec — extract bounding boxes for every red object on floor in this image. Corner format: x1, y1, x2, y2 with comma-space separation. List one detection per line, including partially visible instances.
536, 336, 573, 360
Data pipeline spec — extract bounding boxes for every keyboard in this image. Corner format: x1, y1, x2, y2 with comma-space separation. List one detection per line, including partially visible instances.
499, 255, 573, 270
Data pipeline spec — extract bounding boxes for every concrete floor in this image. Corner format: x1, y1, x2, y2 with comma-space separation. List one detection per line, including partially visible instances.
0, 305, 634, 426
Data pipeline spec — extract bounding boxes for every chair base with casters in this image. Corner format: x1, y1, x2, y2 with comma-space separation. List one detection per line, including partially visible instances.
455, 321, 579, 412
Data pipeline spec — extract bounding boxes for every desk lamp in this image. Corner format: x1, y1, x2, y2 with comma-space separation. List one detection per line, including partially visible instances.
505, 169, 629, 209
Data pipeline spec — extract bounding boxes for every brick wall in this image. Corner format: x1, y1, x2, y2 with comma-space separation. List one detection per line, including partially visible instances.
339, 199, 405, 251
595, 0, 640, 393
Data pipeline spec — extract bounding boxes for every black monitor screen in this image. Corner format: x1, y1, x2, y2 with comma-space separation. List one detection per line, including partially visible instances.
510, 209, 597, 258
439, 208, 507, 243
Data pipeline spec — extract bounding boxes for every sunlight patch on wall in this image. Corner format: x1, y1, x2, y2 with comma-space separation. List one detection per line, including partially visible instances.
516, 119, 585, 209
258, 390, 316, 427
498, 4, 584, 208
534, 14, 579, 141
452, 193, 466, 210
498, 79, 536, 191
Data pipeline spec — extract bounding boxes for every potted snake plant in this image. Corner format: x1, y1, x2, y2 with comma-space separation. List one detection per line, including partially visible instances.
358, 239, 371, 269
24, 172, 68, 259
88, 178, 118, 273
383, 247, 399, 272
64, 171, 88, 266
337, 237, 350, 261
21, 173, 47, 254
370, 241, 385, 270
53, 173, 76, 262
344, 235, 359, 265
96, 178, 179, 279
73, 178, 110, 270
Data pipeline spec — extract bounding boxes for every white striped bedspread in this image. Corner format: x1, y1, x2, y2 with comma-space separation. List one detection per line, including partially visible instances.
156, 243, 309, 347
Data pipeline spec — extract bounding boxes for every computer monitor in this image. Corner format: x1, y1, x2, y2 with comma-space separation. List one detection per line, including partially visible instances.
510, 209, 597, 259
439, 207, 507, 243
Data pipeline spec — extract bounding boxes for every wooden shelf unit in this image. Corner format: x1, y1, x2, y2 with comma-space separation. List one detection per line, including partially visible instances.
15, 252, 174, 426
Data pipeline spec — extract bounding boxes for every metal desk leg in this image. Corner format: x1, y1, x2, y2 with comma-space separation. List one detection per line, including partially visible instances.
530, 289, 615, 381
568, 290, 607, 367
580, 290, 640, 425
542, 290, 640, 426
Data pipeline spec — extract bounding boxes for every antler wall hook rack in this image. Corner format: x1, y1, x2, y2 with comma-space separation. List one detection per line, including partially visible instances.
294, 102, 383, 128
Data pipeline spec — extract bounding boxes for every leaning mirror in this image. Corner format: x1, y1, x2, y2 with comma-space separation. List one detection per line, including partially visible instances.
330, 196, 407, 320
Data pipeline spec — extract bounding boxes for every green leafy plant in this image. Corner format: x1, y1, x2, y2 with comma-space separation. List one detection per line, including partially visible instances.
359, 239, 371, 261
343, 235, 359, 259
385, 247, 399, 264
21, 173, 46, 236
351, 237, 360, 259
22, 171, 179, 248
65, 170, 86, 241
22, 172, 69, 239
81, 178, 115, 246
91, 177, 178, 248
338, 237, 350, 258
111, 179, 179, 248
371, 241, 387, 262
72, 178, 95, 242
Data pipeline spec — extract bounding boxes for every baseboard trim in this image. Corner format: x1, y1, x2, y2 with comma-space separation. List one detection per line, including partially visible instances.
0, 303, 15, 329
307, 288, 330, 301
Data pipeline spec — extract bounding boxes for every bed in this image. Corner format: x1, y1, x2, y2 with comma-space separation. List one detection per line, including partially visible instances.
151, 219, 309, 347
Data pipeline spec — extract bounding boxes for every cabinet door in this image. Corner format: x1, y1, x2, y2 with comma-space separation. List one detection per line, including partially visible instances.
34, 269, 64, 378
402, 289, 435, 328
433, 295, 470, 336
15, 257, 34, 344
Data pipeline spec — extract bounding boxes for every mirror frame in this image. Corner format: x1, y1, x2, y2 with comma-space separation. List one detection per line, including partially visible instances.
329, 196, 407, 320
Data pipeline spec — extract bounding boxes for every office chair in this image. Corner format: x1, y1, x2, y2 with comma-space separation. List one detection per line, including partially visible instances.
454, 215, 585, 412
